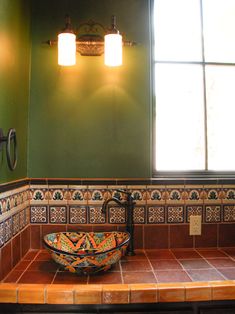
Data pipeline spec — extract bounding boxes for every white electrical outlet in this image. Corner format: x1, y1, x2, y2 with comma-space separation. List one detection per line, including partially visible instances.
189, 215, 202, 236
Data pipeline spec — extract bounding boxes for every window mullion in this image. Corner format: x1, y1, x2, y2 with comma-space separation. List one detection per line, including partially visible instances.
200, 0, 208, 171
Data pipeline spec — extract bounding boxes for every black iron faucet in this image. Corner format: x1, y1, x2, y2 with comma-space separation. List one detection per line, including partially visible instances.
102, 189, 135, 256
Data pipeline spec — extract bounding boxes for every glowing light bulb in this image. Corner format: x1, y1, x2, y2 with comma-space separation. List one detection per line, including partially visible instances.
104, 33, 122, 67
58, 32, 76, 66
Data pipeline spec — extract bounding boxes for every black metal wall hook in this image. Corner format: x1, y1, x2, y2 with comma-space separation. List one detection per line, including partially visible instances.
0, 128, 17, 171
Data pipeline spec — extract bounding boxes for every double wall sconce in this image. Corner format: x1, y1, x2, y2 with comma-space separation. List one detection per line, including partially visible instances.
46, 15, 136, 67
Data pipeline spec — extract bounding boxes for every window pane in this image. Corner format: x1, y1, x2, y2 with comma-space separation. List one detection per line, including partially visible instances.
155, 64, 205, 171
206, 66, 235, 170
203, 0, 235, 63
154, 0, 202, 61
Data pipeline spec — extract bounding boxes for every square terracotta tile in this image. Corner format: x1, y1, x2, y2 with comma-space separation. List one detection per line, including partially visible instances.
144, 225, 168, 249
195, 224, 218, 248
145, 249, 175, 260
217, 268, 235, 280
121, 260, 151, 272
23, 250, 39, 260
170, 225, 193, 248
53, 271, 88, 284
196, 249, 227, 258
30, 225, 41, 249
172, 249, 201, 259
186, 269, 225, 281
155, 270, 192, 283
35, 250, 51, 261
1, 242, 12, 279
3, 270, 22, 283
150, 259, 182, 270
219, 224, 235, 247
14, 260, 31, 271
179, 259, 212, 270
27, 260, 59, 272
18, 271, 55, 284
221, 247, 235, 257
206, 258, 235, 268
88, 271, 122, 284
122, 271, 156, 284
121, 249, 147, 261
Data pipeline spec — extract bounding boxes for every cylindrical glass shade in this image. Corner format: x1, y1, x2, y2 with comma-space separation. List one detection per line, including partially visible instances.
104, 33, 122, 66
58, 33, 76, 66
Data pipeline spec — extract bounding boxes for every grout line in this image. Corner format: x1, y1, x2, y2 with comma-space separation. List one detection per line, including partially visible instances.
145, 249, 158, 283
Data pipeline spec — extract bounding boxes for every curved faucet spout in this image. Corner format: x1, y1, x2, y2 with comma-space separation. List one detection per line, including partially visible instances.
102, 197, 125, 214
102, 192, 135, 256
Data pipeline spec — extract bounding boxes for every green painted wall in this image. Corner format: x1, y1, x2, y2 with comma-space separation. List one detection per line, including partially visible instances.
0, 0, 31, 183
28, 0, 151, 178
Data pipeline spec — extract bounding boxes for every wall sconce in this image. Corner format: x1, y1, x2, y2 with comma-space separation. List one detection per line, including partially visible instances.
46, 15, 136, 67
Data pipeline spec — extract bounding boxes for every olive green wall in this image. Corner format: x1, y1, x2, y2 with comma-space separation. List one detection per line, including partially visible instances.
0, 0, 31, 183
28, 0, 151, 178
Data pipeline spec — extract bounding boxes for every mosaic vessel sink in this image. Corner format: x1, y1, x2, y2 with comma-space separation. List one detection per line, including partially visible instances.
43, 231, 130, 275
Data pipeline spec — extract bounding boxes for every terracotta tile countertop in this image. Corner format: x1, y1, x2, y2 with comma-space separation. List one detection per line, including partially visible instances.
2, 248, 235, 305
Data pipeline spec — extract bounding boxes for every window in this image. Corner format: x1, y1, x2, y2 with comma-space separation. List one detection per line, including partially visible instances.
153, 0, 235, 174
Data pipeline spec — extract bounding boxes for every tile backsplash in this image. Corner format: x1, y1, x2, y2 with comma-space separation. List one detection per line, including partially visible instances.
1, 178, 235, 253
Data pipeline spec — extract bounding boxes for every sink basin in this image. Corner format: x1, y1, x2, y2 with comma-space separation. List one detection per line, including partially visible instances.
43, 231, 130, 275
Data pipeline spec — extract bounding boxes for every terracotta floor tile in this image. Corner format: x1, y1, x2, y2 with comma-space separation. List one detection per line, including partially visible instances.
145, 249, 175, 260
206, 258, 235, 268
155, 270, 191, 283
3, 270, 23, 283
172, 249, 201, 259
18, 271, 55, 284
123, 271, 156, 284
88, 271, 122, 284
53, 272, 88, 284
179, 259, 212, 270
197, 249, 227, 258
22, 250, 39, 260
27, 260, 59, 272
121, 260, 151, 272
150, 259, 183, 270
186, 269, 225, 281
13, 260, 31, 271
217, 268, 235, 280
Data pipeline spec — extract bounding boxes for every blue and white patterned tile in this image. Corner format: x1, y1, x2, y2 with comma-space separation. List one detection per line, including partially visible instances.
68, 185, 87, 205
49, 206, 67, 224
186, 205, 203, 223
0, 222, 4, 247
30, 206, 48, 224
165, 186, 185, 204
25, 207, 30, 226
205, 205, 221, 223
203, 185, 223, 204
29, 185, 48, 205
167, 206, 184, 223
19, 209, 25, 229
87, 186, 107, 205
223, 205, 235, 222
12, 213, 20, 235
221, 186, 235, 204
127, 186, 147, 205
133, 206, 146, 224
147, 206, 165, 224
88, 206, 106, 224
48, 185, 68, 205
146, 185, 166, 205
108, 206, 126, 224
69, 206, 87, 224
4, 217, 12, 243
184, 186, 204, 204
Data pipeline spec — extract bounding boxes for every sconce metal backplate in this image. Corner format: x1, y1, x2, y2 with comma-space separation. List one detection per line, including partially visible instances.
46, 19, 136, 57
76, 20, 105, 56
